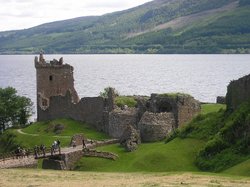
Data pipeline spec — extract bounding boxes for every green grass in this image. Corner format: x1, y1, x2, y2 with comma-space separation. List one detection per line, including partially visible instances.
223, 159, 250, 176
115, 96, 137, 108
22, 119, 108, 139
2, 119, 109, 150
201, 104, 226, 115
159, 93, 191, 99
75, 138, 204, 172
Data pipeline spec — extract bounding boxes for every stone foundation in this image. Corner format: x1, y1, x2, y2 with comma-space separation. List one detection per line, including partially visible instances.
42, 150, 83, 170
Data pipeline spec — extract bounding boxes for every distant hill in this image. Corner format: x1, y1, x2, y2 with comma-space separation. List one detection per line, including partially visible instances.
0, 0, 250, 54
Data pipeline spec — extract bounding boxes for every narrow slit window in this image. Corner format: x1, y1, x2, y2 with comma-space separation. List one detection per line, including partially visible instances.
49, 75, 53, 81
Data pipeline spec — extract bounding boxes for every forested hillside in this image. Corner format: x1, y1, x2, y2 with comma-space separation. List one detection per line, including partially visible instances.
0, 0, 249, 54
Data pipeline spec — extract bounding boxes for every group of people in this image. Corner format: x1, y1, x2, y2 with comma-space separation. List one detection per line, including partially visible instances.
51, 139, 61, 155
14, 147, 31, 158
34, 144, 46, 158
33, 140, 61, 158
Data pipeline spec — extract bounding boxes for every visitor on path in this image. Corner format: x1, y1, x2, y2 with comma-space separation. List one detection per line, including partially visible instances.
34, 145, 39, 158
40, 144, 46, 157
72, 140, 76, 148
57, 139, 61, 147
82, 139, 86, 149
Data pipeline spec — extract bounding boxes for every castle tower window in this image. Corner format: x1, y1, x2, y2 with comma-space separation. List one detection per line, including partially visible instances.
49, 75, 53, 81
42, 98, 48, 107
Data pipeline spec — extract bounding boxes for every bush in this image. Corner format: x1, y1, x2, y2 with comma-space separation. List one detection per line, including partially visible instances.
99, 87, 119, 98
195, 149, 244, 172
0, 131, 19, 153
198, 135, 229, 158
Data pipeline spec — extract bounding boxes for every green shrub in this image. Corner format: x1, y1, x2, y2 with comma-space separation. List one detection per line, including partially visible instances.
198, 135, 229, 158
99, 87, 119, 98
195, 149, 245, 172
0, 131, 19, 153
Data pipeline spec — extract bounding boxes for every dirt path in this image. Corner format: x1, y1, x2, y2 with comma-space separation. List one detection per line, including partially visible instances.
0, 169, 249, 187
16, 129, 70, 138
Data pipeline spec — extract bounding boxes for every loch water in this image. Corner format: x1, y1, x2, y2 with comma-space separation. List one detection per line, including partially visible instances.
0, 54, 250, 118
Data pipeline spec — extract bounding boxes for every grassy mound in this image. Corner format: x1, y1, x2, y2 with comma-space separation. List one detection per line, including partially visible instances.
175, 102, 250, 172
223, 159, 250, 176
0, 119, 109, 152
75, 138, 204, 172
201, 104, 226, 115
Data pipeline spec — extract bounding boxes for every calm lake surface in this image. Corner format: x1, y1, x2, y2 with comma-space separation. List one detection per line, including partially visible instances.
0, 54, 250, 118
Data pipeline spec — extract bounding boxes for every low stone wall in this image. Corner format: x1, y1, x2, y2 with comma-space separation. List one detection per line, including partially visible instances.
83, 149, 118, 160
87, 139, 119, 149
0, 157, 37, 169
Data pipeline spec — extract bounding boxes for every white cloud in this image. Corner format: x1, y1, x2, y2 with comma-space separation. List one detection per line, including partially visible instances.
0, 0, 152, 31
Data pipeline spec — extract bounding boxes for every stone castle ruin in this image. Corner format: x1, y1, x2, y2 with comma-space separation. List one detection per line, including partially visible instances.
226, 73, 250, 110
35, 55, 201, 142
35, 53, 79, 111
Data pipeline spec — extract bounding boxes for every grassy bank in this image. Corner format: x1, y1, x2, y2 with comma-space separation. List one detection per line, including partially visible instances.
75, 138, 204, 172
0, 119, 109, 152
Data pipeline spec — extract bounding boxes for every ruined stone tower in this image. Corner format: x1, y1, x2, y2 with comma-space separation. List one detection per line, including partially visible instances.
35, 53, 79, 120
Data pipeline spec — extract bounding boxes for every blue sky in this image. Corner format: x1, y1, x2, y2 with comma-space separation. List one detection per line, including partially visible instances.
0, 0, 152, 31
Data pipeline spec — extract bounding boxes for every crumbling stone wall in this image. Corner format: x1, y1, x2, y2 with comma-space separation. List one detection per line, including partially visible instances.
120, 125, 141, 152
226, 74, 250, 110
148, 94, 200, 128
138, 112, 175, 142
108, 108, 138, 138
176, 96, 201, 127
38, 91, 106, 131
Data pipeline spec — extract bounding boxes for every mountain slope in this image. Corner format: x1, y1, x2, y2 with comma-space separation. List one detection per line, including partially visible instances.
0, 0, 249, 54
